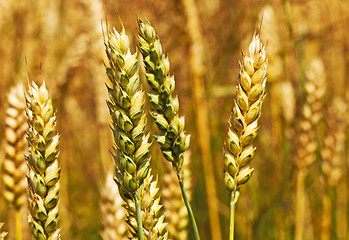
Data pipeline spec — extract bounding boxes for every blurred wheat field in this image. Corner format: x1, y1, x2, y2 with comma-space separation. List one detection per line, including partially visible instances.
1, 0, 349, 239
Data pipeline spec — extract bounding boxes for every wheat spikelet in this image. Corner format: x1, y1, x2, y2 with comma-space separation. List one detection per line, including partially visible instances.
305, 57, 326, 125
137, 19, 190, 175
123, 170, 168, 239
162, 151, 192, 240
321, 97, 346, 187
99, 172, 128, 240
0, 223, 7, 240
223, 34, 268, 195
25, 81, 61, 240
2, 83, 27, 209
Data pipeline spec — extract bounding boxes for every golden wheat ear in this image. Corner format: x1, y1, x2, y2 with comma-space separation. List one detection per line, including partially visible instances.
2, 83, 27, 209
224, 34, 268, 195
25, 81, 61, 240
224, 34, 268, 240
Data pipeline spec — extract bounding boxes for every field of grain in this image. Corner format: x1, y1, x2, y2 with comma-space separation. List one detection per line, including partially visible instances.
1, 0, 349, 239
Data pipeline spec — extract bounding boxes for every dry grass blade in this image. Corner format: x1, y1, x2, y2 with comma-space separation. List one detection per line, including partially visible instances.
2, 83, 27, 209
25, 81, 61, 239
99, 172, 128, 240
224, 34, 268, 195
123, 170, 168, 239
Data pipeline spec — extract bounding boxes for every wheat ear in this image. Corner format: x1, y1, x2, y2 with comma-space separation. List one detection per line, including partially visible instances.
162, 151, 192, 240
2, 83, 27, 240
123, 170, 168, 239
320, 97, 346, 240
0, 223, 8, 240
224, 34, 267, 240
99, 172, 128, 240
2, 83, 27, 209
25, 81, 61, 240
104, 24, 151, 240
321, 97, 346, 187
137, 19, 199, 240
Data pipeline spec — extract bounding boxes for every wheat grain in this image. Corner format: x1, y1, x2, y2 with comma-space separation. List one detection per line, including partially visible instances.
123, 170, 168, 239
99, 172, 128, 240
2, 83, 27, 209
224, 34, 268, 195
25, 81, 61, 240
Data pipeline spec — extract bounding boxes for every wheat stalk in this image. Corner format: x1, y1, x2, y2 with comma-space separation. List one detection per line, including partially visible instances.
162, 151, 192, 240
137, 19, 199, 240
25, 81, 61, 240
123, 170, 168, 239
99, 172, 128, 240
223, 34, 267, 240
104, 23, 152, 240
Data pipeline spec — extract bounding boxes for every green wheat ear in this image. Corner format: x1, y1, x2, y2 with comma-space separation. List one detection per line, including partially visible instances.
137, 19, 190, 176
137, 19, 200, 240
25, 81, 61, 240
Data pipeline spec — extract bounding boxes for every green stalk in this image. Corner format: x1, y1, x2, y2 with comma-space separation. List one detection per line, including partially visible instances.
15, 209, 21, 240
177, 174, 200, 240
135, 195, 145, 240
230, 192, 236, 240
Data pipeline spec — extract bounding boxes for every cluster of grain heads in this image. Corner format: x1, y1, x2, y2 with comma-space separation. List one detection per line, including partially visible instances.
223, 34, 267, 240
25, 81, 61, 240
0, 223, 7, 240
137, 19, 199, 240
104, 24, 152, 239
123, 170, 168, 239
2, 83, 27, 209
162, 151, 192, 240
99, 172, 128, 240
